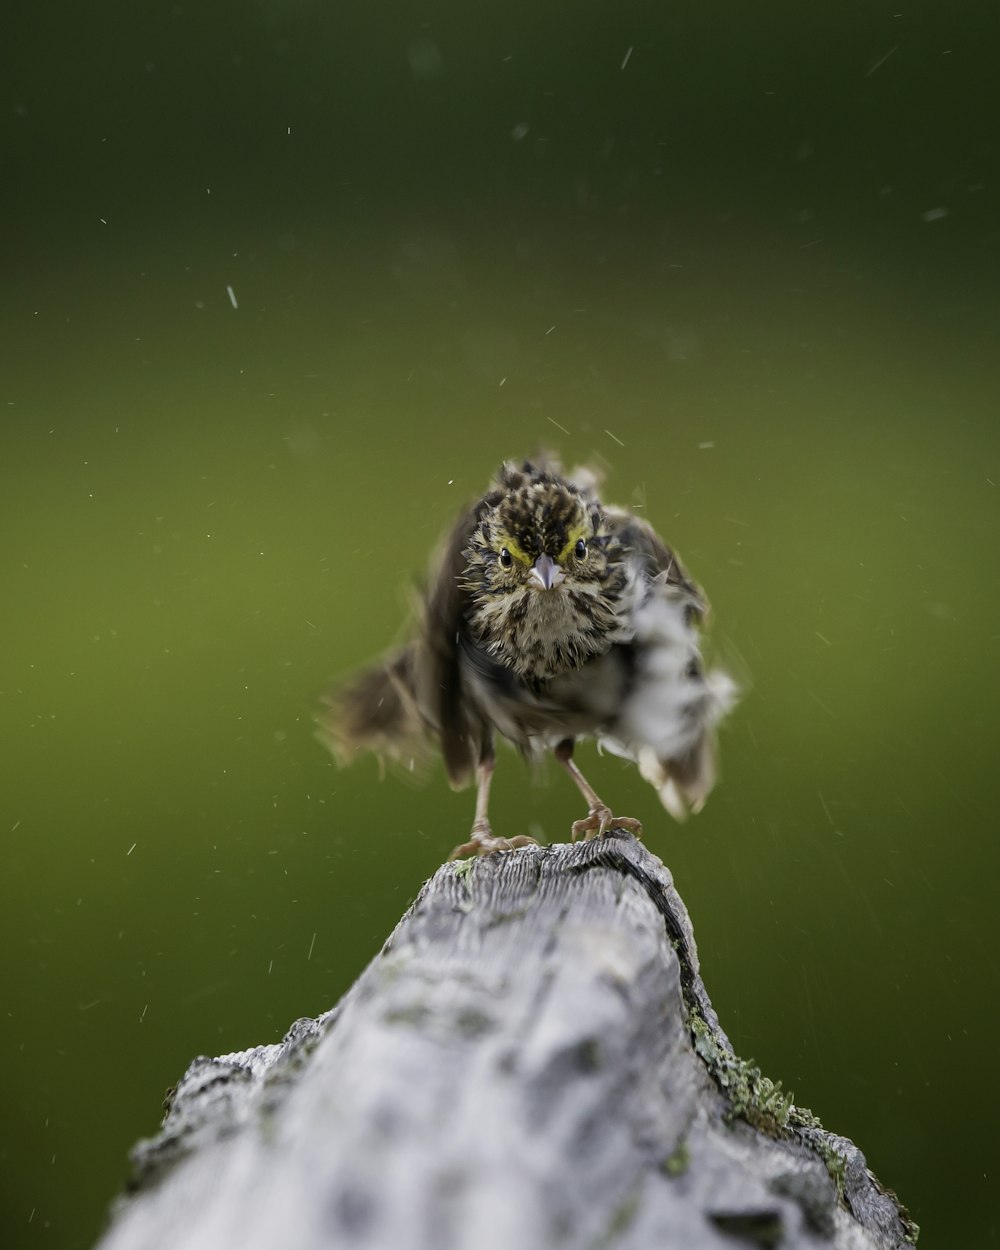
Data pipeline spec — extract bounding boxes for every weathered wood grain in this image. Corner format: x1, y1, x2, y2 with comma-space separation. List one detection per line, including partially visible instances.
97, 832, 917, 1250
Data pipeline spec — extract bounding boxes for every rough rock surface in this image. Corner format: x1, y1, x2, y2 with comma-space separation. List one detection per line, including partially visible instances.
98, 832, 917, 1250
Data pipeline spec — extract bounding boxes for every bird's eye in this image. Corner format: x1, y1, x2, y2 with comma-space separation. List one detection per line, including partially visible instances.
499, 547, 513, 568
575, 538, 588, 560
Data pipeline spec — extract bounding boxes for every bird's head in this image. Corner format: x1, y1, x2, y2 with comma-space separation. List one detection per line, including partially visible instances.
460, 460, 631, 681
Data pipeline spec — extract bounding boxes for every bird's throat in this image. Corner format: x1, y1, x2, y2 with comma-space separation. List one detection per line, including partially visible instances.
470, 584, 613, 682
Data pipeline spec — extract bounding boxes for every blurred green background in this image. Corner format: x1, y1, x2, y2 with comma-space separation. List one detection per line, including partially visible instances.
2, 1, 998, 1245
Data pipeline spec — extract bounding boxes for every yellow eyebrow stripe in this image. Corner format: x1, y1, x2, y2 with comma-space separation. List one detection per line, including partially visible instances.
557, 522, 589, 563
495, 536, 531, 566
496, 521, 589, 567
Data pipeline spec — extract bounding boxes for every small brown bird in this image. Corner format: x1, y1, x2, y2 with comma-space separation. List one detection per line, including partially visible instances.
318, 456, 736, 857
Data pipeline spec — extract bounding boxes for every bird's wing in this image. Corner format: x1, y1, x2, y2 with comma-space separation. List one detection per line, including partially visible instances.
606, 507, 708, 619
316, 641, 430, 777
601, 507, 737, 819
416, 493, 497, 789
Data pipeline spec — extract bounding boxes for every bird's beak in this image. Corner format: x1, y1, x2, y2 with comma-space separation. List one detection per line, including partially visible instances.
528, 553, 565, 591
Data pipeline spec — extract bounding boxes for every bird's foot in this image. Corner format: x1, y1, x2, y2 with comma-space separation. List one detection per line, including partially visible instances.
447, 822, 539, 861
571, 806, 644, 842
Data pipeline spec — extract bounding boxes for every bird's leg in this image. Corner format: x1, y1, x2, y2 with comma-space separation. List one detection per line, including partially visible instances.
448, 752, 539, 859
553, 738, 644, 842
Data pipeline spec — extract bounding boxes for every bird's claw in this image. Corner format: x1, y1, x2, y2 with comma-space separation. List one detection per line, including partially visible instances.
448, 825, 540, 860
571, 806, 644, 842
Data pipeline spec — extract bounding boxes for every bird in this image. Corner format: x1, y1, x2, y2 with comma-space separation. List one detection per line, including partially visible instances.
317, 455, 737, 858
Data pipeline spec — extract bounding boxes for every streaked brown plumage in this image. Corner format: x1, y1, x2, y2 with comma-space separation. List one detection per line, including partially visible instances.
317, 456, 737, 857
